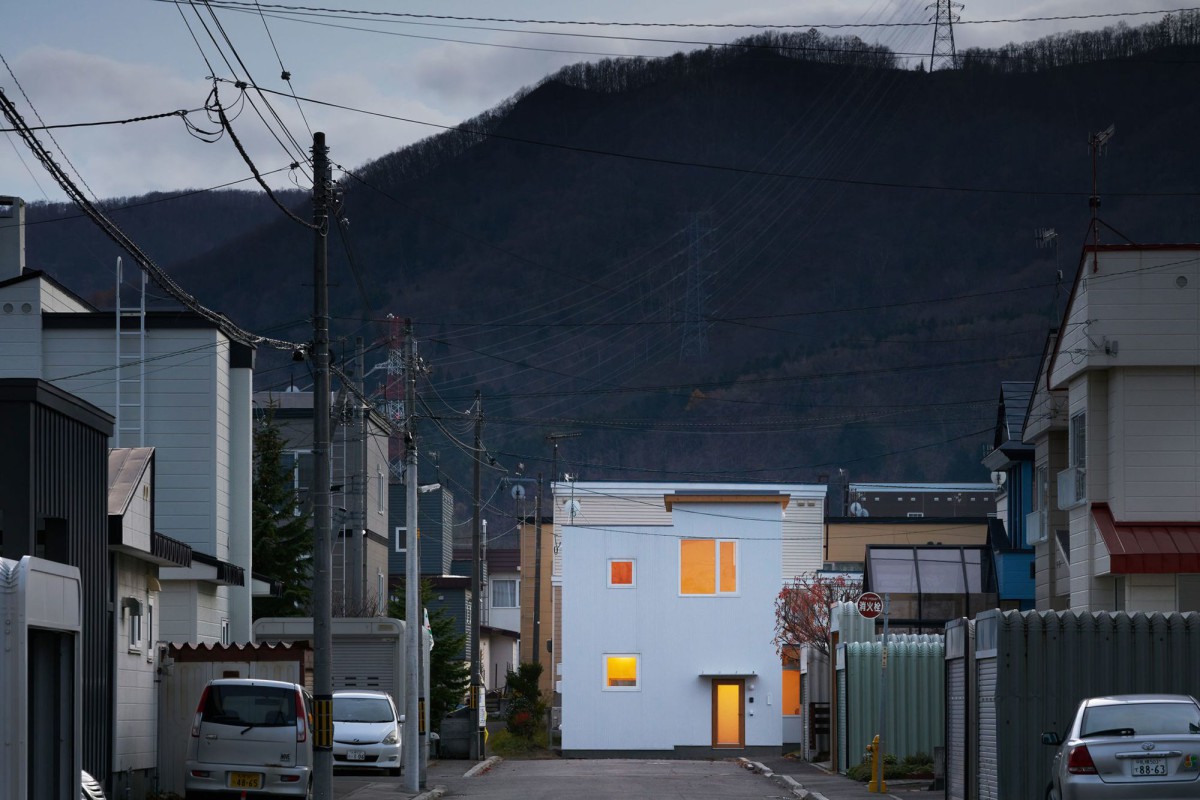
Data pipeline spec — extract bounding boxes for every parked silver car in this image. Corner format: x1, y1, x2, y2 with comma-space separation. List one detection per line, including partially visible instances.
1041, 694, 1200, 799
331, 690, 404, 776
184, 678, 314, 799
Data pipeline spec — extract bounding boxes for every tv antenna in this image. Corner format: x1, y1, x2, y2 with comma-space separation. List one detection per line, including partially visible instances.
1088, 124, 1114, 271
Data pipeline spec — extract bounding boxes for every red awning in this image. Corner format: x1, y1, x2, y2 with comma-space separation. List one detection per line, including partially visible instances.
1092, 503, 1200, 574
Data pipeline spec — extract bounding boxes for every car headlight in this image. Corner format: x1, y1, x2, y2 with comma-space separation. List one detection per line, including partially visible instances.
383, 729, 398, 745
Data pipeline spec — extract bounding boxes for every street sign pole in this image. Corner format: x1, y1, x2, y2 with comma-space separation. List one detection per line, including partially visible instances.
875, 593, 890, 793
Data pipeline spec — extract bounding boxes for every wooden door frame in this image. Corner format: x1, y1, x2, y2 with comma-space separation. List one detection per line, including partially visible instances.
711, 678, 745, 748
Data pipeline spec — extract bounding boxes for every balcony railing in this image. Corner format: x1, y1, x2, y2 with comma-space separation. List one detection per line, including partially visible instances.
1056, 467, 1086, 510
1026, 509, 1048, 545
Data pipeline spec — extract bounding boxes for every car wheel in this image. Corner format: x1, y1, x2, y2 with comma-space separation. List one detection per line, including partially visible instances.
1046, 785, 1059, 800
390, 767, 402, 777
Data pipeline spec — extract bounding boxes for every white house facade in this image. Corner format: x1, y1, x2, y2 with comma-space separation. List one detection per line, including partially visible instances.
0, 197, 255, 643
560, 487, 816, 756
1036, 243, 1200, 613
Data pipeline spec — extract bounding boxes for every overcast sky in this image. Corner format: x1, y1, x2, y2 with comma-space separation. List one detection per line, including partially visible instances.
1, 0, 1174, 203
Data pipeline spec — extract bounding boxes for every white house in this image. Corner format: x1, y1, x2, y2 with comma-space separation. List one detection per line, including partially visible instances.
560, 484, 825, 757
107, 447, 192, 797
0, 196, 256, 643
1026, 243, 1200, 612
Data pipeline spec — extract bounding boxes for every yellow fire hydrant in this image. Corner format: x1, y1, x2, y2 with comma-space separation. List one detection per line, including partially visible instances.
866, 734, 887, 793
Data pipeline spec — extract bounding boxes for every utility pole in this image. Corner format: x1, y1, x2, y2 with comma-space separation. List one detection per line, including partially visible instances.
353, 336, 366, 610
403, 319, 420, 792
310, 131, 334, 800
532, 475, 543, 667
470, 391, 484, 760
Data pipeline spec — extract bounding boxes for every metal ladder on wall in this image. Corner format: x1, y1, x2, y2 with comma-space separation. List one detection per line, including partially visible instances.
115, 257, 146, 448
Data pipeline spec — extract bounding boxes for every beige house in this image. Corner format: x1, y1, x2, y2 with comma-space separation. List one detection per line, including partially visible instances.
825, 519, 990, 571
1024, 243, 1200, 613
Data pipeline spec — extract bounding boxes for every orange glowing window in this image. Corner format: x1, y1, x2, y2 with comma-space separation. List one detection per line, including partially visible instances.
680, 539, 737, 595
720, 541, 737, 593
605, 655, 639, 689
609, 559, 635, 587
782, 670, 801, 716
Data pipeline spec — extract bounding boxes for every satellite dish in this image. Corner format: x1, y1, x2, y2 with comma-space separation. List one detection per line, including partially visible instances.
566, 499, 581, 519
511, 484, 525, 500
849, 501, 863, 517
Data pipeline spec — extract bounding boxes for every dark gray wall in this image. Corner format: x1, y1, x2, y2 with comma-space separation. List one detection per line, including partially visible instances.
0, 379, 113, 787
388, 484, 454, 578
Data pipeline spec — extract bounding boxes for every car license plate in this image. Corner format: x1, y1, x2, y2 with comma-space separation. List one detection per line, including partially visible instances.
1133, 758, 1167, 777
348, 750, 367, 761
229, 772, 263, 789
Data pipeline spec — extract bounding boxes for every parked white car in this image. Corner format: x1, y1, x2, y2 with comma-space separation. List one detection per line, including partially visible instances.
1041, 694, 1200, 799
332, 690, 404, 776
184, 678, 314, 798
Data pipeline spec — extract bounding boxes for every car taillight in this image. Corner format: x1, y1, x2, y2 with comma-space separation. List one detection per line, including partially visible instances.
295, 689, 308, 743
191, 685, 211, 737
1067, 744, 1098, 774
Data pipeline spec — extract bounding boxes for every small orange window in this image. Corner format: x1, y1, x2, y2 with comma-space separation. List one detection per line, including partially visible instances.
610, 560, 634, 586
782, 670, 801, 716
605, 655, 638, 688
719, 541, 737, 593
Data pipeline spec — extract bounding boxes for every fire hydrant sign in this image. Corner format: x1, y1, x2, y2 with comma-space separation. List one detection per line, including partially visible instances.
856, 592, 884, 619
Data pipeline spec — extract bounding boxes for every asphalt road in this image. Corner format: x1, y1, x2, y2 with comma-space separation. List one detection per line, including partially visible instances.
408, 758, 794, 800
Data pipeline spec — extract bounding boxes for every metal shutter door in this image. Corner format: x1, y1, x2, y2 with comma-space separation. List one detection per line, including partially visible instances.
976, 657, 997, 800
800, 673, 808, 761
333, 637, 395, 696
947, 658, 966, 800
837, 670, 848, 774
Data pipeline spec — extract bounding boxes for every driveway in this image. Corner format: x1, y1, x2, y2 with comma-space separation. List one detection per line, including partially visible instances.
424, 758, 793, 800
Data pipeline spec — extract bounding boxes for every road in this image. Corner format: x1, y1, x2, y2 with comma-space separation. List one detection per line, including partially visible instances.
336, 758, 796, 800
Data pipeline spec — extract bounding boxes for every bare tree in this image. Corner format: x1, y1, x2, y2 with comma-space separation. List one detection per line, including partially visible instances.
773, 571, 862, 657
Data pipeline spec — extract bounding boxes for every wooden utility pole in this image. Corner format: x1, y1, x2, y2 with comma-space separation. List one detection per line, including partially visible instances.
403, 319, 420, 792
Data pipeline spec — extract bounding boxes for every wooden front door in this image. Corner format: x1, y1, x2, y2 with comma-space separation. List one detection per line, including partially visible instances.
712, 678, 745, 748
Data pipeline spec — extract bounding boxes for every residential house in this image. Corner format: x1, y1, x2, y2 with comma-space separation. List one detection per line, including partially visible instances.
0, 197, 255, 643
981, 381, 1036, 609
480, 526, 520, 692
252, 388, 391, 615
1026, 243, 1200, 612
107, 448, 192, 799
556, 481, 826, 756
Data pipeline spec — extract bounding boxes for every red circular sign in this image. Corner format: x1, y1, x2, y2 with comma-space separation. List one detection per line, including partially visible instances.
856, 592, 884, 619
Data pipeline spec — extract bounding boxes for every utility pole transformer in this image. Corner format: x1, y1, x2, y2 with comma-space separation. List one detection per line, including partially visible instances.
403, 320, 421, 792
470, 391, 484, 760
310, 131, 334, 800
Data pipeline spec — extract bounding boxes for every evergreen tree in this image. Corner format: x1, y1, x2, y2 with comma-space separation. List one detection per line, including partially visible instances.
389, 579, 470, 732
252, 406, 312, 618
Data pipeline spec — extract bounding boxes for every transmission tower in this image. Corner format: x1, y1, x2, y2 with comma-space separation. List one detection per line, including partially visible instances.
928, 0, 963, 71
679, 212, 714, 362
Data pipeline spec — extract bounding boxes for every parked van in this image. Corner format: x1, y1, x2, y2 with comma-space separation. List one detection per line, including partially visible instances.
184, 678, 314, 798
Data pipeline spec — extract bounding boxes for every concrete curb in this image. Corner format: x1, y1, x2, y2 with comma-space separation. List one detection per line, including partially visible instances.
463, 755, 503, 778
737, 757, 828, 799
412, 786, 447, 800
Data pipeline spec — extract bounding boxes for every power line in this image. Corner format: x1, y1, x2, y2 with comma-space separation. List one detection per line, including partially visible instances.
162, 1, 1200, 30
222, 79, 1200, 199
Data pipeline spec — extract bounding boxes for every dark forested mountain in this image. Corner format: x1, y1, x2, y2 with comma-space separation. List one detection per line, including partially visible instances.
22, 15, 1200, 486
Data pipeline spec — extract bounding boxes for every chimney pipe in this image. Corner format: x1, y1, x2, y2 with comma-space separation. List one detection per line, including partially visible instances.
0, 196, 26, 277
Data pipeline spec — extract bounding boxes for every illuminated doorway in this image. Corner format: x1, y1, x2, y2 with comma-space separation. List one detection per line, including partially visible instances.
712, 679, 744, 748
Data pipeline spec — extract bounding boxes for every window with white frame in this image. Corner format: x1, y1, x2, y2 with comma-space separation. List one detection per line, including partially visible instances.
680, 539, 737, 595
603, 654, 639, 690
377, 469, 385, 514
125, 598, 142, 652
220, 618, 231, 646
607, 559, 636, 588
1070, 412, 1087, 503
492, 579, 518, 608
395, 526, 406, 554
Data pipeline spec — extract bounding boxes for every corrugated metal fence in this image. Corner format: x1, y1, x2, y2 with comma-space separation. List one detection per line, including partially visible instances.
946, 609, 1200, 800
836, 634, 944, 774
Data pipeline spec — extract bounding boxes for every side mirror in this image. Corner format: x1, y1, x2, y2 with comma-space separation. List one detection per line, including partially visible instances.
1041, 732, 1061, 746
399, 714, 406, 723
